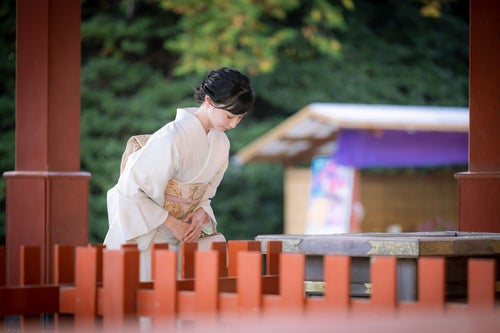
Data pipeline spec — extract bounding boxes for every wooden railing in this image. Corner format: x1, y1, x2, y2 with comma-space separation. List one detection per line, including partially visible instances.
1, 241, 499, 332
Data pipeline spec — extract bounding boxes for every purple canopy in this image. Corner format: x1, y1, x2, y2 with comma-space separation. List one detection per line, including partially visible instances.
332, 129, 468, 168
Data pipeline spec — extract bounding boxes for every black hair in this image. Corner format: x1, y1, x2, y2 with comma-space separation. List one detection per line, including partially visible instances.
193, 67, 255, 115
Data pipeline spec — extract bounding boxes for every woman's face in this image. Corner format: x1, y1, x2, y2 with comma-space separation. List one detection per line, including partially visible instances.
207, 101, 245, 132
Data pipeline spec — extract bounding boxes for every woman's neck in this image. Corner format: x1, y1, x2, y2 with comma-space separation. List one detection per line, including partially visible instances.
194, 103, 212, 133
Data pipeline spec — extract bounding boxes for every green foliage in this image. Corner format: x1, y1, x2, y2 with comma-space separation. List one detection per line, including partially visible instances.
158, 0, 352, 75
81, 0, 179, 74
213, 163, 284, 240
253, 0, 469, 116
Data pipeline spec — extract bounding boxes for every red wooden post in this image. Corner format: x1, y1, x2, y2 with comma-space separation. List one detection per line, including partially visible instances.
53, 244, 77, 330
64, 246, 98, 331
101, 248, 140, 330
324, 255, 351, 310
266, 241, 282, 276
0, 246, 58, 324
152, 249, 177, 317
456, 0, 500, 232
180, 242, 197, 279
53, 245, 75, 285
227, 240, 261, 277
418, 257, 445, 309
91, 244, 104, 285
211, 241, 228, 277
237, 251, 262, 313
4, 0, 90, 286
468, 258, 496, 309
145, 249, 178, 331
20, 246, 41, 286
75, 247, 98, 324
280, 253, 305, 313
19, 245, 45, 329
150, 243, 168, 281
0, 287, 59, 317
370, 256, 397, 311
0, 247, 5, 286
191, 250, 219, 331
195, 251, 219, 315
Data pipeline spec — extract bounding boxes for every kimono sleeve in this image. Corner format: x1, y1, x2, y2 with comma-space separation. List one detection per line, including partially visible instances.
111, 131, 177, 241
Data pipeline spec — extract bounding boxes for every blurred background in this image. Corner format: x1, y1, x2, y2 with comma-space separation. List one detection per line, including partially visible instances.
0, 0, 469, 244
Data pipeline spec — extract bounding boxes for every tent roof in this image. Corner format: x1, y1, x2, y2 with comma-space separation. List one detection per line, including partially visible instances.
233, 103, 469, 166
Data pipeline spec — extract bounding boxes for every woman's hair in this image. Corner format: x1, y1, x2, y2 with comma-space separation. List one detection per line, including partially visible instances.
194, 67, 255, 115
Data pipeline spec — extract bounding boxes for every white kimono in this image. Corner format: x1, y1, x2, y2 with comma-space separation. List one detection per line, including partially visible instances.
104, 108, 229, 280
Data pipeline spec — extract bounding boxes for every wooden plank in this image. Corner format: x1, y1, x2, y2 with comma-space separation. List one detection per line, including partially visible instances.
468, 258, 496, 308
177, 291, 195, 320
75, 246, 98, 319
20, 246, 41, 285
228, 240, 261, 277
150, 243, 168, 281
266, 241, 282, 275
324, 255, 350, 310
262, 276, 280, 295
418, 257, 445, 309
106, 247, 140, 330
152, 249, 177, 318
218, 277, 236, 293
195, 251, 219, 314
211, 241, 228, 277
261, 294, 281, 313
280, 253, 305, 312
0, 247, 5, 286
0, 286, 59, 316
102, 250, 126, 320
237, 251, 262, 311
256, 232, 500, 257
136, 289, 154, 317
91, 244, 104, 284
150, 253, 178, 332
218, 293, 237, 322
370, 256, 397, 310
101, 248, 140, 329
96, 287, 104, 316
53, 245, 75, 284
59, 286, 76, 313
177, 279, 194, 291
180, 242, 197, 279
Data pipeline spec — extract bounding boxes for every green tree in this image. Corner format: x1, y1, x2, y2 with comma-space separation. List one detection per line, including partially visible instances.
253, 0, 469, 113
158, 0, 354, 76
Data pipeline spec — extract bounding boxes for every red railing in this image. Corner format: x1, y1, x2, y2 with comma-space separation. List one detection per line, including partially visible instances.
1, 241, 499, 332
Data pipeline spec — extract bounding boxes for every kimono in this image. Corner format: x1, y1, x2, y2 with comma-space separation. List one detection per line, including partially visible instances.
104, 108, 229, 280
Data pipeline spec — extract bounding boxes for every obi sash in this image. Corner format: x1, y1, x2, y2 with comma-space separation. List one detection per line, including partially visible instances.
163, 178, 208, 220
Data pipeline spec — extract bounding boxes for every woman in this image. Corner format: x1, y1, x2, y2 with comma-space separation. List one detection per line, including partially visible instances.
104, 67, 255, 281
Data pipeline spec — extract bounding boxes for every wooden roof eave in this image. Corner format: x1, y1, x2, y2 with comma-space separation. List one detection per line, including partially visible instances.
233, 105, 324, 165
233, 103, 469, 166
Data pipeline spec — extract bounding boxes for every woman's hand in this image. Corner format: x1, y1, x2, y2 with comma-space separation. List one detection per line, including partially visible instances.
163, 215, 190, 241
182, 208, 210, 243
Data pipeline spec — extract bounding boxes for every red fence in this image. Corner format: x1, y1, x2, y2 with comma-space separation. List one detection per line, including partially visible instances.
1, 241, 499, 332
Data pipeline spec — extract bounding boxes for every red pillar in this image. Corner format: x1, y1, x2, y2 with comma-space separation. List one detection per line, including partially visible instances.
3, 0, 90, 285
456, 0, 500, 232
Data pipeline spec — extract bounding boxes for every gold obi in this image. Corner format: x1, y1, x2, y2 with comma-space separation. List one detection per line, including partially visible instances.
163, 179, 208, 219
